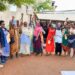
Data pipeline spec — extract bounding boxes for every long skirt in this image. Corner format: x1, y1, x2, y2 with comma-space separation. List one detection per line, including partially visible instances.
0, 47, 9, 64
33, 36, 42, 54
19, 34, 31, 55
46, 38, 55, 53
19, 44, 30, 55
3, 43, 10, 57
62, 45, 69, 52
10, 43, 18, 56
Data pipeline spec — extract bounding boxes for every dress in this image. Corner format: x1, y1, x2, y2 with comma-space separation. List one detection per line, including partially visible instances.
0, 28, 10, 63
2, 28, 10, 57
10, 28, 19, 56
68, 28, 75, 48
33, 25, 43, 54
62, 29, 69, 51
46, 27, 55, 53
19, 26, 31, 55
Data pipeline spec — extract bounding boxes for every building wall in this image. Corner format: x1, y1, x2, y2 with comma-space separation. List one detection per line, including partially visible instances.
0, 6, 34, 25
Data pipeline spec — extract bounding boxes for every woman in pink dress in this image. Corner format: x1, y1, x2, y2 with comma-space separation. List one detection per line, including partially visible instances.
33, 20, 44, 55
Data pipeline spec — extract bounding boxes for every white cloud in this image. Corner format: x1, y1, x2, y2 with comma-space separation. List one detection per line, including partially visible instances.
9, 5, 17, 12
53, 0, 75, 11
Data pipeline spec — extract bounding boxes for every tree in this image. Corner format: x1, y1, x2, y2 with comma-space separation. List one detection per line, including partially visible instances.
0, 0, 55, 12
0, 2, 6, 11
33, 0, 55, 12
0, 0, 35, 11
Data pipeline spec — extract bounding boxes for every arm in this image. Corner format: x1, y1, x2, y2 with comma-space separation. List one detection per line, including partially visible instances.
42, 27, 45, 34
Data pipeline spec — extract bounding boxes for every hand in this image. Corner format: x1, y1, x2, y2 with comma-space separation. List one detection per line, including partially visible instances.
48, 40, 51, 44
65, 35, 67, 39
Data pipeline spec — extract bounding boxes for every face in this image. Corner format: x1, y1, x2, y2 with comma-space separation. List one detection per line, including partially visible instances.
36, 20, 40, 24
57, 22, 61, 28
24, 22, 27, 27
1, 22, 5, 28
12, 16, 15, 20
64, 22, 67, 26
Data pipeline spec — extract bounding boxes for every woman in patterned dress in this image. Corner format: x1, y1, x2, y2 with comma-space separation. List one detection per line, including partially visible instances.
9, 22, 19, 59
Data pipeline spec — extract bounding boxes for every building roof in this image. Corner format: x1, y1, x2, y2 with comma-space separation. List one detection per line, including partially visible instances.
36, 10, 75, 21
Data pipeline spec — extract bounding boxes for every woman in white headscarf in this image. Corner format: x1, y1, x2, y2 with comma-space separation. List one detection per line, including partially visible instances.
19, 22, 31, 56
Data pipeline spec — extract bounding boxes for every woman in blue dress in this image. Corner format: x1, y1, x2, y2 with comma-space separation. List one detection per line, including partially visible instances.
0, 20, 10, 68
19, 22, 31, 56
2, 28, 10, 60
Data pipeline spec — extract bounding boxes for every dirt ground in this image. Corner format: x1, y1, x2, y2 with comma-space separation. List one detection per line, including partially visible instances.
0, 55, 75, 75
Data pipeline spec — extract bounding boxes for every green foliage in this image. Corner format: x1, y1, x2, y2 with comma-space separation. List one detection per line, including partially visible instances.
0, 0, 35, 11
0, 0, 54, 12
33, 0, 54, 12
0, 2, 6, 11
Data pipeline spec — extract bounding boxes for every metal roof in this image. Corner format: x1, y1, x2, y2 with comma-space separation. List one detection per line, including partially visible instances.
36, 10, 75, 21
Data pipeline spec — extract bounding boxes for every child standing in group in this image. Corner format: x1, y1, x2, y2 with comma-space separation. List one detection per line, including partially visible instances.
55, 22, 62, 56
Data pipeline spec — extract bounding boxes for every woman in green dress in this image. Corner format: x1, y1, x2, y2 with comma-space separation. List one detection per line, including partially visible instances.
62, 28, 69, 56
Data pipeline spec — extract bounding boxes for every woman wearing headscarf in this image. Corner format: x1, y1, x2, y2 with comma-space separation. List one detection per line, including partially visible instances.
55, 22, 63, 56
62, 22, 69, 56
9, 21, 19, 59
46, 23, 56, 55
0, 20, 10, 68
19, 22, 31, 56
33, 20, 44, 55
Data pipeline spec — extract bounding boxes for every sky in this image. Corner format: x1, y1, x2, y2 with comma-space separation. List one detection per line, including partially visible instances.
54, 0, 75, 11
10, 0, 75, 11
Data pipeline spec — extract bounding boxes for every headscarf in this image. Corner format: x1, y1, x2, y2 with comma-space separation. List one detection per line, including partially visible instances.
33, 22, 42, 37
51, 23, 56, 28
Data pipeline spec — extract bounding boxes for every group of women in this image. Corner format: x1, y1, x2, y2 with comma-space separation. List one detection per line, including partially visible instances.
46, 21, 75, 57
0, 17, 75, 68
